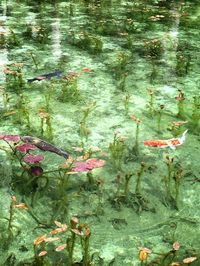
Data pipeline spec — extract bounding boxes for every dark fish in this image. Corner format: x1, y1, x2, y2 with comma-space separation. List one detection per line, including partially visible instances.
27, 70, 63, 83
21, 136, 69, 159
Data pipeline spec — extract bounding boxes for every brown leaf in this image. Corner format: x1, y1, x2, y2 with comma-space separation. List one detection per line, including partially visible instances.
38, 250, 47, 257
55, 244, 67, 252
34, 235, 47, 245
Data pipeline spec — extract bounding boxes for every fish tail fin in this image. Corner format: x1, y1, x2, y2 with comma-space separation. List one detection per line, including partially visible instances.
60, 151, 69, 159
180, 129, 188, 143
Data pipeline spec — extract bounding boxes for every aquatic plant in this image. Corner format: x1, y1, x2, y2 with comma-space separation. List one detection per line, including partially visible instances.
44, 88, 53, 114
123, 93, 131, 115
67, 217, 78, 265
29, 51, 39, 70
0, 31, 7, 47
169, 120, 188, 137
113, 51, 129, 80
50, 161, 75, 220
81, 101, 96, 125
71, 222, 92, 266
144, 38, 163, 58
156, 241, 182, 265
69, 31, 103, 54
16, 93, 31, 129
164, 155, 174, 200
109, 132, 126, 170
117, 73, 127, 91
147, 88, 156, 117
163, 155, 185, 209
1, 88, 10, 112
149, 62, 157, 85
59, 72, 80, 103
0, 134, 23, 168
175, 89, 186, 119
138, 247, 151, 265
156, 104, 165, 132
78, 31, 93, 51
173, 167, 185, 208
32, 24, 50, 45
92, 36, 103, 54
122, 172, 133, 197
0, 134, 72, 206
0, 134, 52, 204
79, 101, 96, 146
1, 1, 200, 265
110, 165, 150, 214
33, 218, 92, 266
141, 240, 198, 266
130, 114, 143, 156
38, 108, 53, 140
4, 63, 25, 92
190, 95, 200, 132
176, 52, 191, 76
119, 32, 133, 49
7, 28, 21, 48
135, 161, 146, 194
7, 196, 28, 243
79, 121, 91, 143
95, 178, 105, 215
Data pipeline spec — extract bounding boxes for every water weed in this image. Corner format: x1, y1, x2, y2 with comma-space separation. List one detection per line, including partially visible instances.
1, 1, 200, 265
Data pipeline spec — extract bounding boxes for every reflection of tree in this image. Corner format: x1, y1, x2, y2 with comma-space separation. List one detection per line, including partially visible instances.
0, 2, 9, 86
161, 2, 182, 82
51, 18, 62, 62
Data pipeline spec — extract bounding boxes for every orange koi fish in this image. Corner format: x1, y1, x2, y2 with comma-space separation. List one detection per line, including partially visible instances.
143, 130, 188, 150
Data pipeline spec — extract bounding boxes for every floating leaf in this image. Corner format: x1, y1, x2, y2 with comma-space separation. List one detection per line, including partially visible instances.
34, 235, 47, 245
14, 203, 28, 209
44, 237, 60, 243
23, 154, 44, 164
82, 67, 92, 73
16, 143, 37, 153
55, 244, 67, 252
38, 250, 47, 257
72, 158, 105, 172
3, 135, 21, 142
172, 241, 180, 251
183, 257, 197, 264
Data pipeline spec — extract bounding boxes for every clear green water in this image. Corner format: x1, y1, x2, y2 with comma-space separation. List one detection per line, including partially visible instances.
0, 0, 200, 265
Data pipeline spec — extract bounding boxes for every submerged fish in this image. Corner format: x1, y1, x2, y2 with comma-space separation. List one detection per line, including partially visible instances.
21, 136, 69, 159
27, 70, 63, 83
143, 130, 188, 150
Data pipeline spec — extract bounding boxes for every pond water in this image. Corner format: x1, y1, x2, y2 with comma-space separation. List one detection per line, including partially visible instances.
0, 0, 200, 265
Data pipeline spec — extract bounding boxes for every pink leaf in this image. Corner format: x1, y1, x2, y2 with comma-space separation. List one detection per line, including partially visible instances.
86, 158, 105, 168
0, 134, 5, 139
16, 143, 37, 153
72, 158, 105, 172
72, 161, 91, 172
23, 154, 44, 164
3, 135, 21, 142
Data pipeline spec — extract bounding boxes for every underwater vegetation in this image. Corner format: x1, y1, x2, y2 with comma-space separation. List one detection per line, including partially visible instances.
0, 0, 200, 265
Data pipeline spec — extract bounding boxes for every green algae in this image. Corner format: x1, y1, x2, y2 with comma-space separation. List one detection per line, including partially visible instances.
0, 0, 200, 265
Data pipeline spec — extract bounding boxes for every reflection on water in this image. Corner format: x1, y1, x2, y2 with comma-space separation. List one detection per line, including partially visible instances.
51, 18, 62, 61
